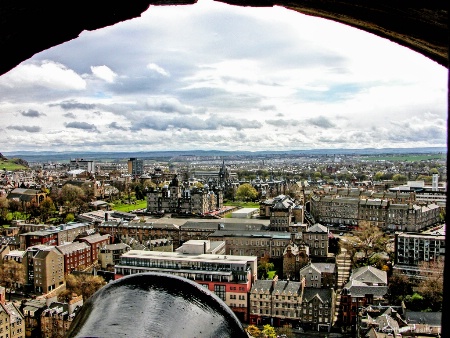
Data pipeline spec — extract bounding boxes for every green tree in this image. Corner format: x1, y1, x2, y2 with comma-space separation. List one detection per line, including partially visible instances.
0, 196, 8, 224
262, 324, 277, 338
61, 184, 85, 213
257, 257, 275, 279
65, 213, 75, 223
373, 172, 384, 181
387, 274, 414, 305
392, 174, 407, 183
40, 196, 56, 222
0, 260, 26, 300
429, 168, 439, 175
236, 183, 258, 202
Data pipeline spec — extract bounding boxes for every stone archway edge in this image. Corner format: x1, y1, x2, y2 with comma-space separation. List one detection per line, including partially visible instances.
0, 1, 448, 76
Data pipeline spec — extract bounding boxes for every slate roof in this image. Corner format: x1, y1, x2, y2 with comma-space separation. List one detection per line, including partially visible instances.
3, 303, 24, 323
56, 241, 90, 255
343, 279, 388, 298
306, 223, 328, 233
404, 311, 442, 326
351, 266, 387, 285
273, 281, 302, 295
311, 262, 336, 273
302, 288, 332, 303
78, 233, 110, 244
375, 314, 400, 333
251, 280, 273, 293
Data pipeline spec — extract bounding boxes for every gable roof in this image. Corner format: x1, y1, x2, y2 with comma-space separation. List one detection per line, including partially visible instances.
302, 288, 332, 303
306, 223, 328, 233
251, 280, 273, 293
351, 266, 387, 285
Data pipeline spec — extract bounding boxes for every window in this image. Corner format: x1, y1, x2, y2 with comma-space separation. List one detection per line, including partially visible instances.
214, 285, 226, 301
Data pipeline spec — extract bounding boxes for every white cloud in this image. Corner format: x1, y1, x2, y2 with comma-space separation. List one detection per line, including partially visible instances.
0, 60, 86, 90
90, 65, 117, 83
146, 63, 170, 77
0, 0, 446, 152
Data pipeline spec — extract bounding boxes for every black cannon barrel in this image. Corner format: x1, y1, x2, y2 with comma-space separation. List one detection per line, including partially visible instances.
67, 272, 248, 338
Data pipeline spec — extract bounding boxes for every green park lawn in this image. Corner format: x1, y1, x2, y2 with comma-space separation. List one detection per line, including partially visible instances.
224, 201, 260, 208
0, 160, 28, 171
112, 199, 147, 212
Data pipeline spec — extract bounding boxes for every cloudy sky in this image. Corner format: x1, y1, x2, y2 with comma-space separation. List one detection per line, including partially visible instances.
0, 0, 447, 153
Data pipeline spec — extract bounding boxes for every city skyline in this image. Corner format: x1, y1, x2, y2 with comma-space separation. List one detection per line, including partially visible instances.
0, 0, 447, 153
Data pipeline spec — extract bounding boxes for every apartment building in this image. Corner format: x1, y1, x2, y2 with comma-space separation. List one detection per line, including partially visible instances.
249, 278, 335, 331
76, 233, 110, 263
19, 223, 94, 250
0, 302, 25, 338
310, 195, 440, 231
299, 262, 337, 289
300, 288, 335, 332
127, 158, 144, 176
115, 240, 257, 322
32, 247, 64, 294
98, 243, 130, 269
208, 230, 291, 259
56, 242, 92, 274
393, 231, 445, 278
302, 224, 329, 259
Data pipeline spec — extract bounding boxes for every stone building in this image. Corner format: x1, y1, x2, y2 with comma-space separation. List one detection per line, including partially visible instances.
146, 176, 223, 215
299, 262, 337, 289
282, 243, 309, 280
249, 277, 335, 331
40, 297, 82, 338
208, 230, 291, 259
340, 266, 388, 330
302, 224, 329, 259
32, 247, 64, 294
300, 288, 335, 332
310, 194, 440, 231
0, 302, 25, 338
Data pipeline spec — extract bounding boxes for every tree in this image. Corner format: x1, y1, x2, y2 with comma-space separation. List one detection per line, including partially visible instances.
40, 196, 56, 222
387, 274, 414, 305
277, 325, 294, 338
8, 199, 21, 220
257, 260, 275, 279
262, 324, 277, 338
353, 221, 388, 263
60, 184, 85, 213
0, 260, 26, 300
59, 273, 106, 301
416, 259, 444, 311
392, 174, 407, 183
236, 183, 258, 202
373, 172, 384, 181
246, 325, 262, 337
0, 196, 8, 224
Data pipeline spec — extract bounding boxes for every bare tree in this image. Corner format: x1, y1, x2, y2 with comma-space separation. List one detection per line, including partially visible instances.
58, 273, 106, 301
0, 260, 26, 299
416, 259, 444, 311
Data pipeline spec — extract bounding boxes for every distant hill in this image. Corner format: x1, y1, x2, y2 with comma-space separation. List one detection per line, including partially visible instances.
2, 147, 446, 163
0, 152, 29, 170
